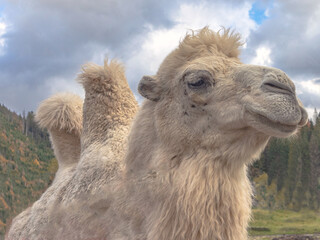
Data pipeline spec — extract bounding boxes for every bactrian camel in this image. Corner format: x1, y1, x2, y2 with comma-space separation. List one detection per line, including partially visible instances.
7, 28, 308, 240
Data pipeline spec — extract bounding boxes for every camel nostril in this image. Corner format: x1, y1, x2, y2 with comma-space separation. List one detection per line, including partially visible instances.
264, 82, 284, 90
262, 79, 294, 95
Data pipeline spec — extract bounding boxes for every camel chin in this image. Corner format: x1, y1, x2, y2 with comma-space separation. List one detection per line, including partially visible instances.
245, 103, 308, 138
246, 110, 299, 138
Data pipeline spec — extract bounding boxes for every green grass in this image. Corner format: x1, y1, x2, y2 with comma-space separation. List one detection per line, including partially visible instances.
249, 209, 320, 236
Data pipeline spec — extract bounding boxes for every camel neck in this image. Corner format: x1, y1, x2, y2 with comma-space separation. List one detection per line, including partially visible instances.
125, 101, 269, 239
148, 154, 252, 240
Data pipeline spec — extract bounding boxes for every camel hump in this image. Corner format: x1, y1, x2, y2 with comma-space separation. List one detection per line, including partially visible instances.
35, 92, 83, 136
35, 93, 83, 168
77, 59, 127, 93
77, 59, 138, 150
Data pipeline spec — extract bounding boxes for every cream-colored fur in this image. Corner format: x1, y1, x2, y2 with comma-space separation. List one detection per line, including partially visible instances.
7, 28, 308, 240
43, 60, 138, 239
7, 60, 138, 239
36, 93, 83, 176
60, 59, 138, 200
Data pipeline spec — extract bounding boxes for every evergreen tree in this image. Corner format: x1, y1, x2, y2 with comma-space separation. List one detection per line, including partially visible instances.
313, 108, 318, 125
300, 126, 311, 201
309, 114, 320, 209
284, 137, 300, 205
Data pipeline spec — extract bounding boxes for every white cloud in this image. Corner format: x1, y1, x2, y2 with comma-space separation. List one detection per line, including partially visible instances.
264, 7, 270, 17
173, 2, 257, 39
125, 1, 257, 87
306, 4, 320, 38
125, 25, 180, 77
45, 76, 84, 100
0, 0, 177, 112
0, 21, 7, 55
306, 107, 315, 122
294, 78, 320, 120
89, 46, 115, 66
3, 0, 318, 113
0, 22, 5, 43
250, 46, 272, 66
296, 79, 320, 96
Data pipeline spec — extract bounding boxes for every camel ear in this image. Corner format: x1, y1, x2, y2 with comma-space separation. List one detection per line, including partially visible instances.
138, 75, 161, 101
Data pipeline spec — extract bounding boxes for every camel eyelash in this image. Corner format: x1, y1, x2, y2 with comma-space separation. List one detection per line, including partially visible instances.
188, 77, 208, 89
184, 70, 214, 87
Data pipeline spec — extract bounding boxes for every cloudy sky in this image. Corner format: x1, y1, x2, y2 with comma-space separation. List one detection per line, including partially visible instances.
0, 0, 319, 119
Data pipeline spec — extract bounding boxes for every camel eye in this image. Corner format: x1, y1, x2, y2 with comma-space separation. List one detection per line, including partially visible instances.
184, 70, 213, 90
188, 76, 211, 89
188, 78, 205, 88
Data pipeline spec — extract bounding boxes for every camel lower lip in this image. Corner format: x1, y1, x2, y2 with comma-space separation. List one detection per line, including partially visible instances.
248, 110, 297, 133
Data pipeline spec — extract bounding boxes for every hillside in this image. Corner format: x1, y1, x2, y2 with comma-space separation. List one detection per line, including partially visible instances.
0, 104, 57, 237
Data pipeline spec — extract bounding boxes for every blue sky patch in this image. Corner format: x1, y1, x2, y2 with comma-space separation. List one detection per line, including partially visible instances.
249, 2, 269, 24
0, 2, 5, 15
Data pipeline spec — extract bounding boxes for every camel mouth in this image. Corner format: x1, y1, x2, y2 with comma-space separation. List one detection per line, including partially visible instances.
247, 109, 298, 135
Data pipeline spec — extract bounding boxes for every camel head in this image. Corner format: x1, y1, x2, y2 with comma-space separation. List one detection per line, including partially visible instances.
138, 27, 307, 159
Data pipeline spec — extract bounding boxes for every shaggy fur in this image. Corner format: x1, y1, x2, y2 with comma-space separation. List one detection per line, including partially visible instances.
40, 59, 138, 239
7, 60, 138, 239
156, 27, 242, 90
36, 93, 83, 173
7, 28, 308, 240
59, 59, 138, 201
36, 92, 82, 134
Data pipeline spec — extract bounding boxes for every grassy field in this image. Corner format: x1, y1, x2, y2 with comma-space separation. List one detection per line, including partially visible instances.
249, 209, 320, 236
